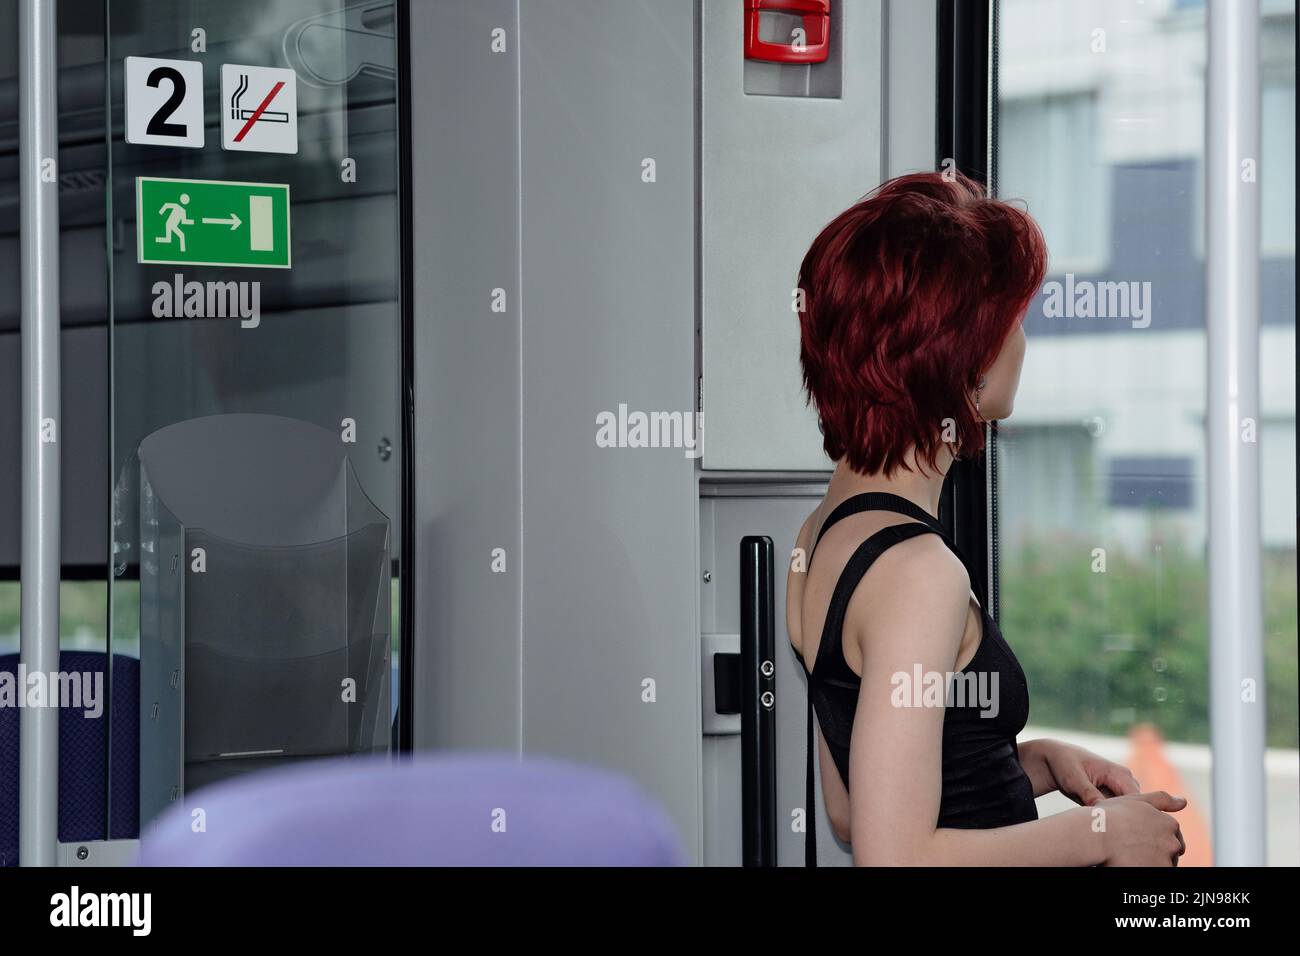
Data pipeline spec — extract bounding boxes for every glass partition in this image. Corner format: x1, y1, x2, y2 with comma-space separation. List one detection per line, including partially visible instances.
104, 0, 403, 838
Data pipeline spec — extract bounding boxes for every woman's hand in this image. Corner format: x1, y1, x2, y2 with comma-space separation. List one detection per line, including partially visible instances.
1032, 738, 1141, 806
1096, 792, 1188, 866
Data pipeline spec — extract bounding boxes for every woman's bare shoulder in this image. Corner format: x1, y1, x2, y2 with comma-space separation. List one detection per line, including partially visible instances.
845, 530, 971, 659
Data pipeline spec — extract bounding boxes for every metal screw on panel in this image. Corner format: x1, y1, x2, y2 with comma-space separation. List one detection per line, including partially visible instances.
760, 691, 775, 709
377, 437, 393, 462
702, 571, 712, 583
760, 659, 774, 678
76, 846, 89, 861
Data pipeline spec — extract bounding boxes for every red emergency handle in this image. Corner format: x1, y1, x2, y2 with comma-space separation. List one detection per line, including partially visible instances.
744, 0, 831, 64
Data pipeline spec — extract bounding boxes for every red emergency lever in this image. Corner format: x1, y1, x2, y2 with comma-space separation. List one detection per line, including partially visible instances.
744, 0, 831, 64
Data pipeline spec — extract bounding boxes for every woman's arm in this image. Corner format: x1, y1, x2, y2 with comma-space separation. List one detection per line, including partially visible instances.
1017, 738, 1142, 804
843, 536, 1180, 866
1016, 739, 1059, 799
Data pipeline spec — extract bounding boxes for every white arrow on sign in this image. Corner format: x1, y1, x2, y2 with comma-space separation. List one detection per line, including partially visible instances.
201, 213, 243, 230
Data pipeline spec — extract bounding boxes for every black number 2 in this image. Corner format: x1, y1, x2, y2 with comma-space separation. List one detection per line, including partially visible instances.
145, 67, 188, 137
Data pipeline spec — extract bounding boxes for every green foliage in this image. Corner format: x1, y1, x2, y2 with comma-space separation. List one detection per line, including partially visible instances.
1002, 539, 1298, 748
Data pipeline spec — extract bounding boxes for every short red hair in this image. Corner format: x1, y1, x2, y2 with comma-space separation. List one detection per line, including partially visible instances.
796, 170, 1047, 476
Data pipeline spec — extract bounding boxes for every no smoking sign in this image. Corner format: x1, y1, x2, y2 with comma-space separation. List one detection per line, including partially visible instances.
221, 64, 298, 154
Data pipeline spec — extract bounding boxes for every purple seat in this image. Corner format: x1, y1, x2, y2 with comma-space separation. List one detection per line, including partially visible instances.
1, 652, 140, 867
137, 752, 685, 866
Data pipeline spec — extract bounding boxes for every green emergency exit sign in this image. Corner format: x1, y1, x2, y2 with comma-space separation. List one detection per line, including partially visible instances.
136, 176, 291, 269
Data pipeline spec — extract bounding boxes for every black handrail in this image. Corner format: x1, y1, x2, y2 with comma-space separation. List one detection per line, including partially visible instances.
740, 535, 778, 867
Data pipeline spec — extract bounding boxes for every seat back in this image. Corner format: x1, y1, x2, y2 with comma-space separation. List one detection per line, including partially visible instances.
138, 752, 685, 866
0, 650, 139, 866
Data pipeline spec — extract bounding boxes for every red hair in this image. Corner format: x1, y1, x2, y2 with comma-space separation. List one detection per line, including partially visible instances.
796, 170, 1047, 476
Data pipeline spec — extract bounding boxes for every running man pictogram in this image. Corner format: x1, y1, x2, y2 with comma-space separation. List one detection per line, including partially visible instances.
155, 192, 194, 252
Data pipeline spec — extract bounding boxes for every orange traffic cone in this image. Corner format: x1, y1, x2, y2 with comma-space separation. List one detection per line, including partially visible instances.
1126, 723, 1213, 866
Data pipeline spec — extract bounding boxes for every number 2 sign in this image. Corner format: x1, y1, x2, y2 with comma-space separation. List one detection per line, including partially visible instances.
125, 56, 205, 148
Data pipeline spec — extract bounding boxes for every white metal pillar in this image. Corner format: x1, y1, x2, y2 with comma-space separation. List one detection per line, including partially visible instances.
18, 0, 61, 867
1205, 0, 1265, 866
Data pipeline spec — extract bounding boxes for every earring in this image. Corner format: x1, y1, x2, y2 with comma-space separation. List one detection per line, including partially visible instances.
975, 376, 987, 419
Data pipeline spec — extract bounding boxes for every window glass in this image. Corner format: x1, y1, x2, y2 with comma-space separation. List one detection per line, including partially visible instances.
0, 0, 14, 657
104, 0, 403, 833
0, 0, 111, 664
998, 0, 1297, 865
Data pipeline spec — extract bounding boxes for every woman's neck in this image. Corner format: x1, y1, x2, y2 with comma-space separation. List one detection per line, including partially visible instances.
826, 446, 953, 519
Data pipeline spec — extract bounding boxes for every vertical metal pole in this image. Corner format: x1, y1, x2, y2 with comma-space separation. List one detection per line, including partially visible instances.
19, 0, 61, 867
1206, 0, 1265, 866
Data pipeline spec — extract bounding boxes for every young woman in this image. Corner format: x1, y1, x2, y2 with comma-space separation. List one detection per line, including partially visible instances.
786, 171, 1187, 866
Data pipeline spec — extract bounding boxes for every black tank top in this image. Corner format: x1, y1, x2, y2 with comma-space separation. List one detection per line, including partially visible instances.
793, 492, 1037, 865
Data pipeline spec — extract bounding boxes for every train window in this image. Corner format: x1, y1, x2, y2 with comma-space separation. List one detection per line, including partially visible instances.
1262, 79, 1296, 255
0, 0, 11, 660
0, 0, 13, 659
999, 92, 1107, 272
997, 0, 1297, 864
0, 0, 111, 664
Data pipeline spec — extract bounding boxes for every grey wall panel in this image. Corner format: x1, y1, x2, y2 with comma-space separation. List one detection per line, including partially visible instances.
517, 0, 701, 860
701, 488, 853, 866
884, 0, 937, 179
700, 0, 883, 471
410, 0, 522, 752
701, 735, 741, 865
697, 496, 740, 866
